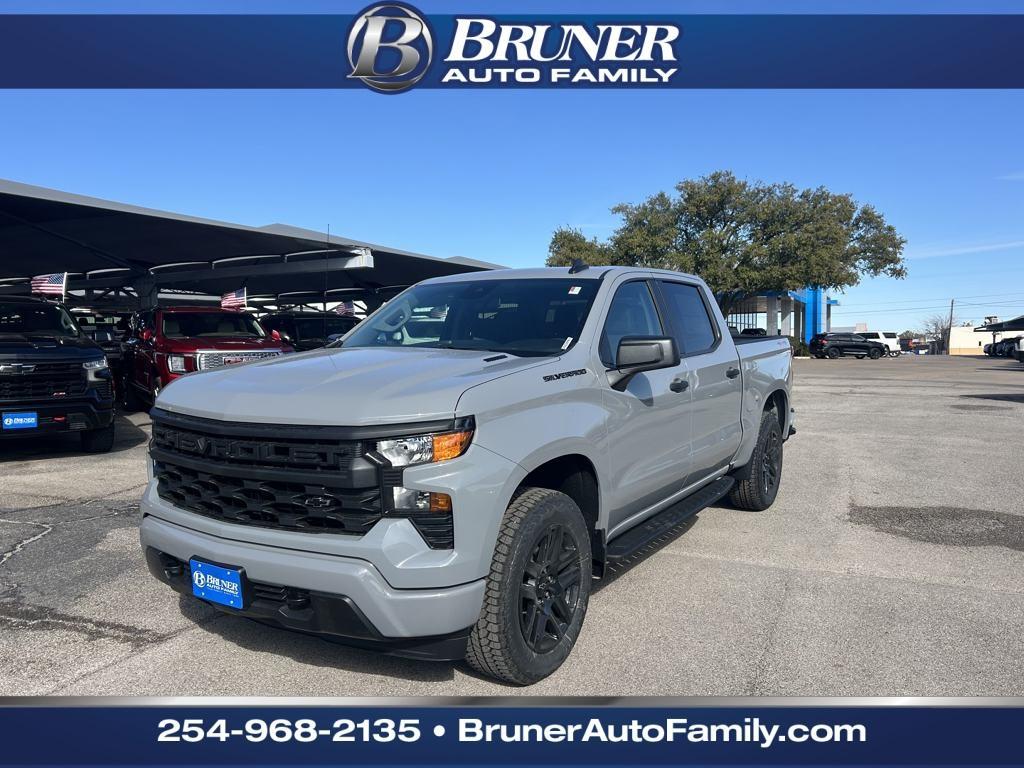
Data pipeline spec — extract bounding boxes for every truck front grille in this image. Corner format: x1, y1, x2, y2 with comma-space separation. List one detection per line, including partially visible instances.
0, 361, 86, 402
149, 409, 455, 549
154, 460, 383, 535
151, 420, 364, 473
196, 350, 282, 371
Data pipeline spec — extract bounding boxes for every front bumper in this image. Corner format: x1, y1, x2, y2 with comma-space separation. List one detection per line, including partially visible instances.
140, 513, 485, 659
0, 400, 113, 439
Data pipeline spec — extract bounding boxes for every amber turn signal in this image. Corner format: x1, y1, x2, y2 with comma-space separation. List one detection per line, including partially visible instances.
432, 430, 473, 462
429, 493, 453, 513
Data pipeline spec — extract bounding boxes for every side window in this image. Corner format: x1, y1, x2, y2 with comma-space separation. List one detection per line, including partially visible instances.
658, 281, 718, 355
851, 335, 866, 342
599, 281, 663, 366
862, 332, 878, 339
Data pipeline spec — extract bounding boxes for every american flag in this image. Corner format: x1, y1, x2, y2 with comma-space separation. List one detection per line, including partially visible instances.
333, 301, 356, 317
221, 288, 246, 309
31, 272, 67, 297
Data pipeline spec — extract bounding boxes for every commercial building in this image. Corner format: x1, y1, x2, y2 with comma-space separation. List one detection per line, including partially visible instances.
725, 287, 839, 343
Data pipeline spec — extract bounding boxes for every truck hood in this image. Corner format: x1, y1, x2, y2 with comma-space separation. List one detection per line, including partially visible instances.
156, 346, 550, 425
0, 333, 103, 360
157, 336, 286, 353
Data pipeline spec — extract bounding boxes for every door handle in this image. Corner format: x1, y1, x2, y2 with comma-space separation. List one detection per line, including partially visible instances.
726, 367, 740, 379
670, 377, 689, 393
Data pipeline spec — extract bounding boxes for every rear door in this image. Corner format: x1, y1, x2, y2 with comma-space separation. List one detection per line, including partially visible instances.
600, 277, 693, 534
654, 279, 743, 486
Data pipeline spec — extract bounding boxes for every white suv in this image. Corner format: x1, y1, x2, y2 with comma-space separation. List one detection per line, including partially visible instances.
861, 331, 901, 357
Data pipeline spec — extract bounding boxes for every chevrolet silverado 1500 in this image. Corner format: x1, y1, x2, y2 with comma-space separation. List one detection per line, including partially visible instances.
140, 266, 794, 684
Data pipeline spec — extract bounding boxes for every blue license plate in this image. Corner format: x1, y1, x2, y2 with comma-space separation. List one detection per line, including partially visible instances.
2, 412, 38, 430
189, 559, 244, 609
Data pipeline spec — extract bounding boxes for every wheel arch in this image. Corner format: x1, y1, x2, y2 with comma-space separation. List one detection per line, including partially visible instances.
512, 452, 603, 574
765, 388, 789, 435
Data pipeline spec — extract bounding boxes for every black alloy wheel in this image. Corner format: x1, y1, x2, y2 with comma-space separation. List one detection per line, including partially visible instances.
519, 523, 582, 654
760, 427, 782, 499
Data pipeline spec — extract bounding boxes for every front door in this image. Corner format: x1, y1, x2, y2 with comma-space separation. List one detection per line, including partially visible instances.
600, 278, 693, 535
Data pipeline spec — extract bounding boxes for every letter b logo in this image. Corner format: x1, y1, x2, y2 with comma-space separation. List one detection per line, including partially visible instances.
347, 4, 433, 93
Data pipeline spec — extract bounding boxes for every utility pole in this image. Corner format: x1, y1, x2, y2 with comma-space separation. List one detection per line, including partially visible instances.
945, 298, 955, 355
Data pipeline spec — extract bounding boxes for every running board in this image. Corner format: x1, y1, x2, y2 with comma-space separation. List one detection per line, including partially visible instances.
604, 477, 735, 567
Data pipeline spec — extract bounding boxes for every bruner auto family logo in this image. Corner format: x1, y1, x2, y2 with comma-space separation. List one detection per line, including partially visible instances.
346, 3, 680, 93
192, 570, 207, 590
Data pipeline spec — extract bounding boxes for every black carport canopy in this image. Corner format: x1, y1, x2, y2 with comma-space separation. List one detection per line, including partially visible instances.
976, 315, 1024, 333
0, 179, 497, 305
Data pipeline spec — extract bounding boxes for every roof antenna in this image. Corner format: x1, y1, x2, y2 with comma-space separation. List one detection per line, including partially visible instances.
569, 258, 589, 274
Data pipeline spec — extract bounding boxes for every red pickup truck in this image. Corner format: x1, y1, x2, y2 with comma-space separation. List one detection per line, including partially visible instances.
121, 306, 292, 408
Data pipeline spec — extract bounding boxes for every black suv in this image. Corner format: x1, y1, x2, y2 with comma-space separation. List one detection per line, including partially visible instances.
0, 296, 116, 451
259, 311, 360, 352
810, 332, 888, 360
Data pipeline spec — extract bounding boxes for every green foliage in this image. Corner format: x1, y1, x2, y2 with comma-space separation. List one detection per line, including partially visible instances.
787, 337, 811, 357
547, 171, 907, 311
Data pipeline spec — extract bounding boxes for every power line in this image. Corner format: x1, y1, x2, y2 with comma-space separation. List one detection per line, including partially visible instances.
835, 291, 1024, 308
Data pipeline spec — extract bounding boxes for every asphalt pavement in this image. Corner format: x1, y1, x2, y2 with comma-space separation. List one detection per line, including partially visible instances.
1, 354, 1022, 695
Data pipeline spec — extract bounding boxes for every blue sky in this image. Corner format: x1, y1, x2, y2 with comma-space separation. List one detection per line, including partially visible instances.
1, 1, 1023, 331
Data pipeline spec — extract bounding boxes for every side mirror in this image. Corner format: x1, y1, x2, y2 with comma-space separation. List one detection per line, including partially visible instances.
607, 336, 679, 391
141, 328, 153, 343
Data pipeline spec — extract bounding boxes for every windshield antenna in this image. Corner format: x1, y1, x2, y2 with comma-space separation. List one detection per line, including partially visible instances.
569, 258, 589, 274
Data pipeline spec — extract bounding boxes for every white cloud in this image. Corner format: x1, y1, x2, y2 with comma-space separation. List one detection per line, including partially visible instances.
906, 239, 1024, 259
997, 171, 1024, 181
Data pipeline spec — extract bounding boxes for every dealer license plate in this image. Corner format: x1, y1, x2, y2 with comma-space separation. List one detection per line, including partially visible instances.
189, 559, 244, 609
2, 412, 38, 430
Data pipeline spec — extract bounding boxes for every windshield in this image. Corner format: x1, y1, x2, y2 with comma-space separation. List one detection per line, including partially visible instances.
0, 301, 80, 338
294, 316, 358, 339
341, 278, 600, 357
161, 312, 266, 339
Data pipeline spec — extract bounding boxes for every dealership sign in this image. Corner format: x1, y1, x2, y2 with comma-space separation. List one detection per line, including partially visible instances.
346, 4, 681, 92
0, 13, 1021, 88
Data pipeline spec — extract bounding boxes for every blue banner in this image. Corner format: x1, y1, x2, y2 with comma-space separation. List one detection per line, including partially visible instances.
0, 703, 1023, 765
0, 11, 1022, 90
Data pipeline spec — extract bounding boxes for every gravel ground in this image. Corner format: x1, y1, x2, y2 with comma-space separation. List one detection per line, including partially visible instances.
1, 354, 1022, 696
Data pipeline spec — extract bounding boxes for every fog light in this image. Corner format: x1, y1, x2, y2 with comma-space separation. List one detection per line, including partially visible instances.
393, 487, 430, 511
392, 487, 453, 513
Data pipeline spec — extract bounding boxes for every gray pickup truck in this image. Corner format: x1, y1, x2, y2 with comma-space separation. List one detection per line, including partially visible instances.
140, 266, 793, 684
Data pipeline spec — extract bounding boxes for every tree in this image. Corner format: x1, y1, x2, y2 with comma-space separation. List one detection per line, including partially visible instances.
547, 171, 907, 313
922, 313, 954, 353
898, 330, 918, 339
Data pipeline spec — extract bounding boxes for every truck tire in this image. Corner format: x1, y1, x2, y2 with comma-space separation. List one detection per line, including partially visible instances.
80, 423, 115, 454
868, 348, 882, 360
827, 348, 840, 359
729, 410, 783, 512
465, 487, 592, 685
120, 379, 144, 412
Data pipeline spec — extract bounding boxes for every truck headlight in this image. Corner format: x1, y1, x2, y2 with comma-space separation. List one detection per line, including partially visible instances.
377, 427, 473, 467
166, 354, 188, 374
82, 356, 109, 382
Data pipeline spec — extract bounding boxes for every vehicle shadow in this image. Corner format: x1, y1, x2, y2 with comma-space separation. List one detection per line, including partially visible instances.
0, 412, 149, 462
960, 393, 1024, 404
178, 594, 459, 684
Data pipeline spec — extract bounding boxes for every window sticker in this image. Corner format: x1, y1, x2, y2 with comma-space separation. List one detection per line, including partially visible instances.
561, 337, 574, 350
568, 286, 581, 295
